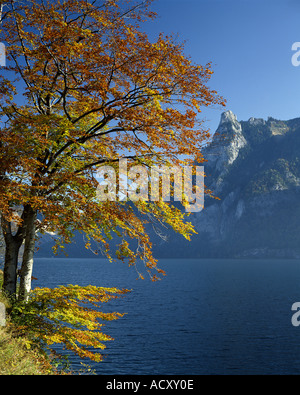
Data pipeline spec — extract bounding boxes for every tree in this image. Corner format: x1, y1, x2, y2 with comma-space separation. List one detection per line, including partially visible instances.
0, 0, 225, 300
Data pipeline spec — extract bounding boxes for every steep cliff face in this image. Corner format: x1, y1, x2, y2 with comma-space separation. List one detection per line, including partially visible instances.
203, 110, 247, 194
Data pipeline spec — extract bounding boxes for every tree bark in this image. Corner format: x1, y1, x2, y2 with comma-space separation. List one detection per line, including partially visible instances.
18, 207, 37, 301
2, 238, 21, 297
1, 216, 23, 298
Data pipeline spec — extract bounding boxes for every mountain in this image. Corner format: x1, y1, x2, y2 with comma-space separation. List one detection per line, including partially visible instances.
155, 110, 300, 258
36, 110, 300, 259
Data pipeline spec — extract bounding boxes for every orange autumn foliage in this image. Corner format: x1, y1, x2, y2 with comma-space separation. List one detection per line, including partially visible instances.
0, 0, 225, 286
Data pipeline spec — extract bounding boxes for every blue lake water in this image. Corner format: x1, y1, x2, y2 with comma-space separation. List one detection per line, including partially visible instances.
32, 258, 300, 375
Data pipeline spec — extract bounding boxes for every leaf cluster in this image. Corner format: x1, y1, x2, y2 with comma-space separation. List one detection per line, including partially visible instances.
10, 284, 130, 362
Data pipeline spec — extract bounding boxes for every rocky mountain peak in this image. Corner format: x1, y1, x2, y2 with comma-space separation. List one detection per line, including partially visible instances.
204, 111, 247, 192
212, 110, 245, 145
220, 110, 238, 125
248, 117, 266, 126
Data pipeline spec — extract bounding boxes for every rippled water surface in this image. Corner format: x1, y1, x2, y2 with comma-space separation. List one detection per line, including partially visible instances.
33, 258, 300, 375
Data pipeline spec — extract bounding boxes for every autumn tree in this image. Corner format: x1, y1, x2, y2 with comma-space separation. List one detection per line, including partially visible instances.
0, 0, 225, 300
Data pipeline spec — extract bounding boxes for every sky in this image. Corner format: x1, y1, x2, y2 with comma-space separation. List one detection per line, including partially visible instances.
142, 0, 300, 133
3, 0, 300, 136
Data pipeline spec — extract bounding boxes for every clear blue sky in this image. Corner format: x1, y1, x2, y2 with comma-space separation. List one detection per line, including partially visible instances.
143, 0, 300, 133
4, 0, 300, 136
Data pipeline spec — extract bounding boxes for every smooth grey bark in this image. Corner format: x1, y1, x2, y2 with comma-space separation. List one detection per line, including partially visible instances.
18, 207, 37, 301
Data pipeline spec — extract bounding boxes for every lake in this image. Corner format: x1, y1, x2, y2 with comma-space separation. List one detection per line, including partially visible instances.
32, 258, 300, 375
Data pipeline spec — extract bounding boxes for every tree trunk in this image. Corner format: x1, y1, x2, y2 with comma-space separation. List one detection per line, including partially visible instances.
18, 207, 37, 301
1, 216, 23, 298
2, 237, 22, 297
